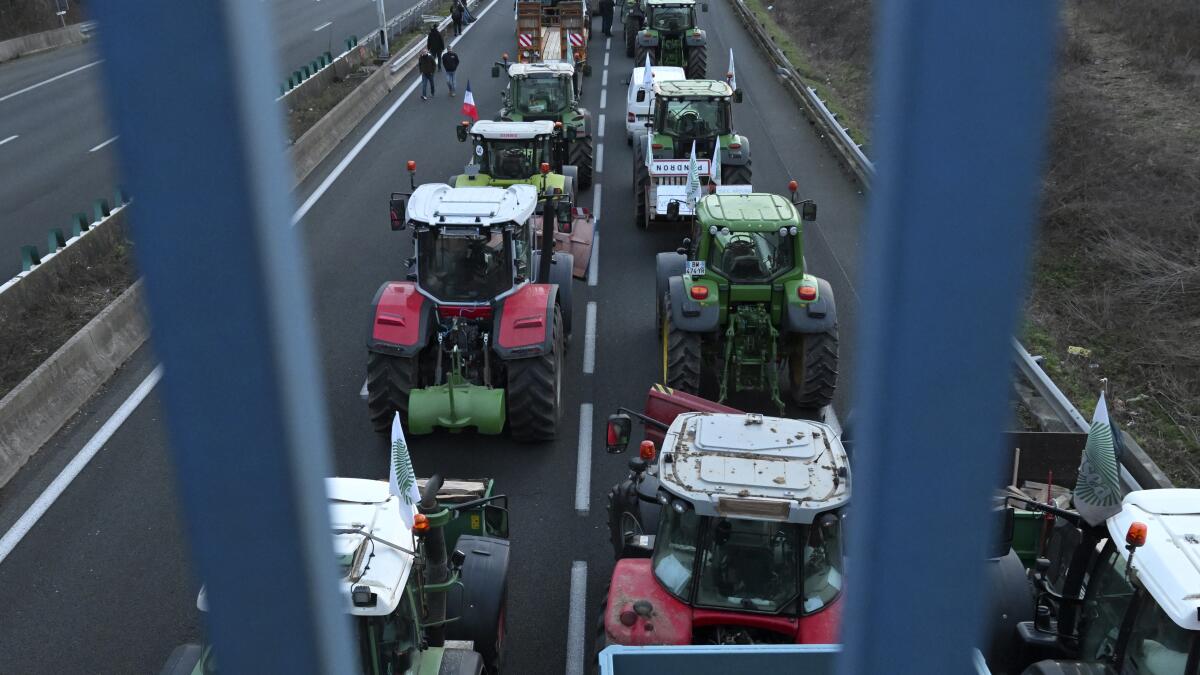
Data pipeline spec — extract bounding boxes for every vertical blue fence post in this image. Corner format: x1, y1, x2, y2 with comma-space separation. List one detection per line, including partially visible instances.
87, 2, 355, 673
838, 2, 1058, 674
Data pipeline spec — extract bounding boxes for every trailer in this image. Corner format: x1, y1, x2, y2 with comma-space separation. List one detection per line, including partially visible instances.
515, 0, 590, 70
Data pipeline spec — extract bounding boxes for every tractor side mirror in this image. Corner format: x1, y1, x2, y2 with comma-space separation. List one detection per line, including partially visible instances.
606, 414, 633, 453
733, 89, 743, 103
677, 236, 691, 256
491, 64, 500, 78
801, 201, 817, 222
556, 201, 573, 231
456, 123, 469, 142
450, 549, 466, 571
389, 196, 407, 230
667, 200, 680, 220
583, 63, 593, 76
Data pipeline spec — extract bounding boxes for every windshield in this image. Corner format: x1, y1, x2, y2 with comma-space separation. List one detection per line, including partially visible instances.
1080, 543, 1137, 663
649, 6, 694, 31
1124, 590, 1199, 674
478, 139, 549, 180
705, 230, 794, 282
652, 506, 701, 598
417, 228, 513, 302
512, 77, 572, 115
657, 98, 731, 138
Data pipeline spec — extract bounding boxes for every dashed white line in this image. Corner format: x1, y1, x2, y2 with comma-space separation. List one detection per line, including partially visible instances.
360, 377, 369, 400
604, 51, 610, 67
313, 21, 333, 31
89, 136, 118, 153
0, 60, 103, 104
605, 36, 611, 50
592, 183, 602, 224
0, 135, 17, 147
601, 69, 608, 87
597, 113, 605, 138
594, 143, 603, 173
575, 403, 593, 515
588, 231, 600, 287
0, 366, 164, 566
565, 560, 589, 675
583, 302, 597, 374
599, 89, 606, 109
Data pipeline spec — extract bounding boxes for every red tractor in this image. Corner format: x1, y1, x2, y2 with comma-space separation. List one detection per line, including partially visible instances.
597, 386, 850, 652
366, 165, 575, 441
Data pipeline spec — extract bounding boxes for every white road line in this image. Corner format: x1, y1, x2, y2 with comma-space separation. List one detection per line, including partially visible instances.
89, 135, 118, 153
605, 36, 611, 51
583, 302, 597, 374
604, 51, 609, 67
292, 0, 503, 225
575, 403, 592, 515
599, 89, 606, 109
595, 143, 603, 174
0, 135, 17, 147
360, 377, 369, 400
566, 560, 589, 675
597, 113, 605, 138
0, 366, 163, 566
592, 183, 602, 224
601, 69, 608, 87
588, 231, 600, 287
0, 60, 103, 104
313, 21, 333, 31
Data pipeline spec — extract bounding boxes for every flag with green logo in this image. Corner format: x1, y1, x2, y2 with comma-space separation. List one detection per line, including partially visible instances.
1075, 392, 1123, 527
389, 412, 422, 529
685, 140, 702, 208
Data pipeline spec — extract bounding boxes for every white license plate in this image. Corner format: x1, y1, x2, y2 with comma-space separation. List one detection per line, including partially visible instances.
685, 260, 706, 276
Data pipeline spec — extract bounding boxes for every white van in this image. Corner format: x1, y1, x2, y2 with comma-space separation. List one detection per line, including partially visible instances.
625, 66, 687, 145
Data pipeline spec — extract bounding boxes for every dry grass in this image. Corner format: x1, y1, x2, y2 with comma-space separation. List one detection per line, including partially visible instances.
0, 0, 88, 41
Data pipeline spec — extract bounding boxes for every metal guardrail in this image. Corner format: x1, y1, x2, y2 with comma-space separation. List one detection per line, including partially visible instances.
726, 0, 1172, 492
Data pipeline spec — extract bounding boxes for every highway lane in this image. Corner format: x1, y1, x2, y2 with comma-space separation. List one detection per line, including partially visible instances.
0, 1, 867, 672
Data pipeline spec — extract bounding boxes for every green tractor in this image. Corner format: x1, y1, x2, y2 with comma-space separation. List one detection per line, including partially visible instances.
632, 79, 750, 229
654, 182, 839, 412
632, 0, 709, 79
489, 61, 594, 190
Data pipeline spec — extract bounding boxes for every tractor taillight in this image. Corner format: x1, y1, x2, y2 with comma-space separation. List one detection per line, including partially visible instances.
652, 143, 663, 150
689, 285, 708, 300
798, 285, 817, 301
640, 440, 656, 461
728, 143, 741, 149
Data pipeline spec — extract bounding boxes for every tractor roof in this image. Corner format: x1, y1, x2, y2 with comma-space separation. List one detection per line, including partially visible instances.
507, 62, 575, 77
408, 184, 538, 226
658, 413, 850, 524
695, 193, 799, 231
1108, 489, 1200, 631
654, 79, 734, 99
470, 119, 557, 139
327, 478, 417, 616
646, 0, 697, 6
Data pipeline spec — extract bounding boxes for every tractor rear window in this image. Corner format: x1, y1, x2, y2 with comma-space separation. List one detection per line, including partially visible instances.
481, 140, 550, 180
658, 99, 730, 138
706, 231, 794, 283
512, 77, 571, 115
417, 229, 513, 303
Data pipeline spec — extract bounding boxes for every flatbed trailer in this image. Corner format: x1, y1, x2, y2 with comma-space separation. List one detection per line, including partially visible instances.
516, 0, 590, 68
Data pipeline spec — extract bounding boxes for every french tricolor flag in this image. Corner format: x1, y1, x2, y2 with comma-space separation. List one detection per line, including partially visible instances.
461, 80, 479, 121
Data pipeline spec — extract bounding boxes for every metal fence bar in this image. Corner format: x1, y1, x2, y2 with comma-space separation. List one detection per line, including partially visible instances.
838, 2, 1057, 674
88, 2, 355, 673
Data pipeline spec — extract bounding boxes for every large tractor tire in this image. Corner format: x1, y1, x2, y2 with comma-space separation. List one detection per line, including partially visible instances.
606, 482, 642, 559
633, 159, 649, 230
686, 44, 707, 79
624, 23, 637, 57
788, 327, 839, 409
446, 535, 510, 674
367, 351, 418, 433
506, 306, 563, 441
722, 162, 751, 185
663, 295, 701, 393
568, 137, 594, 191
591, 584, 611, 675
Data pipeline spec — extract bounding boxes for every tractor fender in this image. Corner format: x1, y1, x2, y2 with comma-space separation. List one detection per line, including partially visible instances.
684, 29, 706, 47
437, 649, 485, 675
655, 252, 686, 308
368, 281, 434, 357
781, 277, 837, 335
571, 108, 592, 137
636, 32, 660, 48
722, 135, 751, 166
531, 251, 574, 336
445, 535, 510, 672
493, 283, 559, 359
668, 276, 719, 333
605, 559, 692, 645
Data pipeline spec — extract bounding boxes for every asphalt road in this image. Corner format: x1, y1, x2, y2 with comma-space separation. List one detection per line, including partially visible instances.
0, 0, 866, 672
0, 0, 409, 280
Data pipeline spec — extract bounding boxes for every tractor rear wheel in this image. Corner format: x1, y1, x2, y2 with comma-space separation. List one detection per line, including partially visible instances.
686, 44, 707, 79
633, 159, 649, 229
506, 306, 563, 441
568, 137, 594, 191
663, 295, 701, 393
722, 162, 752, 185
624, 24, 636, 57
367, 351, 418, 433
788, 327, 839, 409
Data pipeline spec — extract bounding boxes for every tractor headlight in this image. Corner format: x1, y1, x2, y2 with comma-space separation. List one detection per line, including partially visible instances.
720, 227, 730, 236
709, 225, 718, 235
790, 226, 798, 236
778, 227, 788, 237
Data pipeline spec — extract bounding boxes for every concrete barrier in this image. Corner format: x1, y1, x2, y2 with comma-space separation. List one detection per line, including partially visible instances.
0, 24, 88, 64
0, 280, 148, 490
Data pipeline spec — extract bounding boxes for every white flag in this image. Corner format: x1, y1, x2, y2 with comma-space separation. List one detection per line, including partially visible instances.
710, 138, 721, 186
727, 48, 737, 92
388, 412, 423, 529
643, 54, 654, 93
685, 140, 702, 208
1074, 392, 1124, 527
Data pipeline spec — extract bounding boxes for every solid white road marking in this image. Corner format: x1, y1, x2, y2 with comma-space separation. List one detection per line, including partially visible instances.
597, 113, 605, 138
0, 366, 163, 566
292, 0, 503, 225
595, 143, 603, 173
566, 560, 588, 675
575, 403, 592, 515
0, 60, 103, 104
313, 21, 333, 31
89, 136, 118, 153
588, 231, 599, 287
0, 135, 17, 147
583, 302, 597, 374
599, 89, 606, 109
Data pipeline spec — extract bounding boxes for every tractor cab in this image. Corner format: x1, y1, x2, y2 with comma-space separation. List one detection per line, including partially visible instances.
634, 0, 709, 78
453, 120, 581, 198
645, 0, 700, 34
650, 80, 740, 157
601, 410, 850, 647
494, 61, 584, 115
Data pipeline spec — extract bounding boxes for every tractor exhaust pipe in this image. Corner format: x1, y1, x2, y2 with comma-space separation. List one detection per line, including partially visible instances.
419, 474, 449, 647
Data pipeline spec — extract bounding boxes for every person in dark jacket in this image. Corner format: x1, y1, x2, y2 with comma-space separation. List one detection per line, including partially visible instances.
427, 26, 445, 70
442, 46, 460, 96
598, 0, 615, 36
451, 1, 465, 36
418, 49, 437, 100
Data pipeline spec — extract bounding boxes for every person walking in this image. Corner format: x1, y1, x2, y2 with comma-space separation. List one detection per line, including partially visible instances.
451, 1, 465, 36
427, 26, 445, 70
443, 46, 460, 97
418, 48, 437, 100
598, 0, 615, 37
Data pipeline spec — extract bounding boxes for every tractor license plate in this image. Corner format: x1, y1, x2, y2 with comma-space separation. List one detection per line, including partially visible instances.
685, 261, 706, 276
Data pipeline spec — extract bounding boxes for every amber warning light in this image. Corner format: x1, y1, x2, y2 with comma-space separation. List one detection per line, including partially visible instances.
639, 440, 656, 461
1126, 521, 1148, 549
